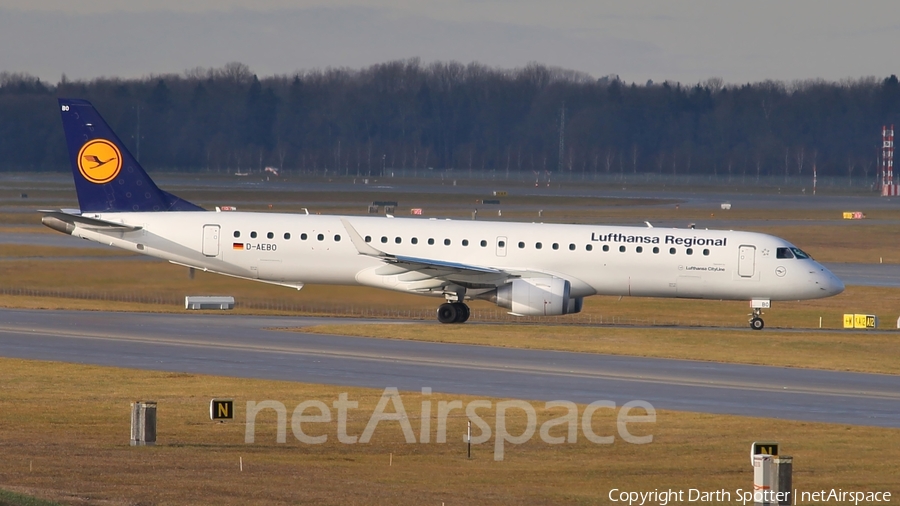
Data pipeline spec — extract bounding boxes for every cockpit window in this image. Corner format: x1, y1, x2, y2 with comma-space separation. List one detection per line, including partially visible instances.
790, 247, 811, 259
776, 247, 794, 259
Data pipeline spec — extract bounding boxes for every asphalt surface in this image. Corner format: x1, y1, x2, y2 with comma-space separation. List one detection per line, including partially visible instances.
0, 308, 897, 428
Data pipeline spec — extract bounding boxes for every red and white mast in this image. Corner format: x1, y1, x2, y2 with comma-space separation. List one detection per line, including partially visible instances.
882, 124, 896, 196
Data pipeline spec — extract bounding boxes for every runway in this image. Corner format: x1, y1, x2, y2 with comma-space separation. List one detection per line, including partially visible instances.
1, 308, 897, 428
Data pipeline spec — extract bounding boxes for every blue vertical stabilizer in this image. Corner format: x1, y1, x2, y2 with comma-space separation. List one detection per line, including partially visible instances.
58, 98, 204, 213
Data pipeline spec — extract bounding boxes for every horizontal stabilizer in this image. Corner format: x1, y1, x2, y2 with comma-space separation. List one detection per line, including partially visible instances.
40, 210, 142, 235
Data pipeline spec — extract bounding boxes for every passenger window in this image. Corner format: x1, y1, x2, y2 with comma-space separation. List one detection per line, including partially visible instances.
686, 248, 693, 255
703, 249, 709, 256
284, 233, 291, 240
381, 236, 388, 243
267, 232, 274, 239
669, 247, 676, 254
317, 234, 324, 241
395, 237, 401, 244
536, 242, 543, 249
653, 247, 659, 254
636, 246, 643, 253
301, 233, 308, 240
586, 244, 593, 251
552, 243, 559, 250
233, 231, 240, 238
498, 240, 506, 247
518, 241, 525, 249
250, 231, 257, 239
444, 239, 451, 246
462, 239, 469, 246
569, 244, 575, 251
428, 238, 435, 245
411, 237, 418, 244
602, 245, 609, 252
365, 235, 371, 243
776, 247, 794, 259
480, 240, 487, 247
334, 235, 341, 242
619, 246, 626, 252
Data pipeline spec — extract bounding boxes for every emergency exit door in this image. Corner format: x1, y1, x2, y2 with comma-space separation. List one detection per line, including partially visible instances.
496, 236, 508, 257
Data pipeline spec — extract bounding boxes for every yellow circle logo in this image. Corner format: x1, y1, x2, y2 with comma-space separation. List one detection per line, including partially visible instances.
77, 139, 122, 184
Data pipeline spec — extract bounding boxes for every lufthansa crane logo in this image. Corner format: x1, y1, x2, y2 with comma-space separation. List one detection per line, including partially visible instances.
77, 139, 122, 184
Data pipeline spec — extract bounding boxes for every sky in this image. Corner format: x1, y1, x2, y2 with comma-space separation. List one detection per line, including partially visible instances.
1, 0, 898, 85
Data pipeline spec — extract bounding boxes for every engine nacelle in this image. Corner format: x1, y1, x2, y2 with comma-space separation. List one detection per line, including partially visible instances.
494, 278, 580, 316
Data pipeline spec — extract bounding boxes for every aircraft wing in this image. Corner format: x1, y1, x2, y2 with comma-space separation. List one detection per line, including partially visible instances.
341, 218, 516, 287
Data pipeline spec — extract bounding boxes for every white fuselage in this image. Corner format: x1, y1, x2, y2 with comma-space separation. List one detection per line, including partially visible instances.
66, 211, 844, 303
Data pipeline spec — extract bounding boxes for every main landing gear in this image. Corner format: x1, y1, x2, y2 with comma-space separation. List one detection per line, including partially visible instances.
437, 302, 470, 324
749, 308, 765, 331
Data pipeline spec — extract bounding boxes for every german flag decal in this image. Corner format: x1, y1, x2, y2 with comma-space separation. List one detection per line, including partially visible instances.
233, 243, 244, 250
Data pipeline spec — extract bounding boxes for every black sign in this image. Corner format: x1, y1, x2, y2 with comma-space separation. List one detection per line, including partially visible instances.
753, 441, 778, 455
210, 399, 234, 420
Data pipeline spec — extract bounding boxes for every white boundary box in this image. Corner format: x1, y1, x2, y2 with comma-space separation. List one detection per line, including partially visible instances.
185, 296, 235, 310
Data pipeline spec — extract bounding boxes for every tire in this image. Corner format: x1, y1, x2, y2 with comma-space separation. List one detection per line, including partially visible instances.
750, 317, 764, 331
437, 303, 459, 324
453, 303, 470, 323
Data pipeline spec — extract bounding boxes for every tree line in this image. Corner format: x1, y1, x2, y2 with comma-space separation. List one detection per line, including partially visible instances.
1, 60, 898, 183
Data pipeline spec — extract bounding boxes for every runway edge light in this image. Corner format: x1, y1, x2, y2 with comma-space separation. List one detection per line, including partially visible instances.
210, 399, 235, 421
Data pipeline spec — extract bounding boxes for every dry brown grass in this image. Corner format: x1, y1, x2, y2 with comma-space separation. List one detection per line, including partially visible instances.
0, 358, 897, 505
0, 244, 136, 258
298, 324, 900, 375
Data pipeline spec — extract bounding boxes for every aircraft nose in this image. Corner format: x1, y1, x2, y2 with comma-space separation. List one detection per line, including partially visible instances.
818, 266, 845, 296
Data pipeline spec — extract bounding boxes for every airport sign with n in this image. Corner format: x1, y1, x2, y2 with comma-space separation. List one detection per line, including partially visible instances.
210, 399, 235, 421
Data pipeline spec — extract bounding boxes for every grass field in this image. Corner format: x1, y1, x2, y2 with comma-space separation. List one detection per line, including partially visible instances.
0, 358, 897, 505
297, 324, 900, 375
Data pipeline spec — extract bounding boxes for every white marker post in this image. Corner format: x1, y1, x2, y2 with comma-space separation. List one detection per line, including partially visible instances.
467, 420, 472, 459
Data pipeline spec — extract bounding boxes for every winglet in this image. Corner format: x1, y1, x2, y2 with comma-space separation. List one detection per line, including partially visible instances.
340, 218, 384, 257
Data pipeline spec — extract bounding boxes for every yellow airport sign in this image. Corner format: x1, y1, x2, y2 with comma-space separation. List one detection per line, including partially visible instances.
844, 314, 877, 329
210, 399, 234, 420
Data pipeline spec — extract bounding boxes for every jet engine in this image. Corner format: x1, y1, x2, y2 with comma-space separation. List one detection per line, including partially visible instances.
491, 278, 583, 316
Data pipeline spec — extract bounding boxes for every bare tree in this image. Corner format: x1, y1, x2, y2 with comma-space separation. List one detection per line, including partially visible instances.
756, 154, 762, 183
847, 155, 855, 187
632, 144, 638, 174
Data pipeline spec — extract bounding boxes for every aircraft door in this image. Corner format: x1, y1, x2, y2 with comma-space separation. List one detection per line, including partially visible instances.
496, 236, 507, 257
202, 224, 220, 257
738, 245, 755, 277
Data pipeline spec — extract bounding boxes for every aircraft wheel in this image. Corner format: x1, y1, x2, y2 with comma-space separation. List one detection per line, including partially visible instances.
453, 302, 470, 323
750, 317, 764, 331
437, 303, 459, 324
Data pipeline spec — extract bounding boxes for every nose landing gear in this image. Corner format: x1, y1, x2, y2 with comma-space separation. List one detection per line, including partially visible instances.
748, 299, 769, 330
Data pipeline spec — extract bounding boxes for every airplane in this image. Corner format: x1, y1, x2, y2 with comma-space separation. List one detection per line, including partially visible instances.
44, 98, 845, 329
